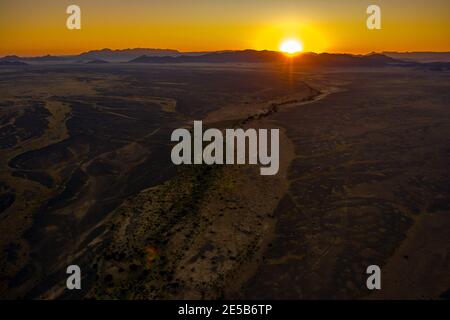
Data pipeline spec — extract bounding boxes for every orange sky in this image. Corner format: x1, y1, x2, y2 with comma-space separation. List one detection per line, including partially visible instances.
1, 0, 449, 56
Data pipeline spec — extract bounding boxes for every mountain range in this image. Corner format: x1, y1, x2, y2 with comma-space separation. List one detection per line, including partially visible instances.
382, 51, 450, 63
130, 51, 406, 67
1, 48, 450, 68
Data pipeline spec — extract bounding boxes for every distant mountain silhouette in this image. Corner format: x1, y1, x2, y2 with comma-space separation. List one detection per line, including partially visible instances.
383, 51, 450, 63
129, 50, 404, 67
0, 60, 28, 66
0, 54, 72, 62
86, 59, 110, 64
130, 50, 281, 63
297, 52, 403, 67
421, 62, 450, 71
30, 55, 69, 62
1, 55, 22, 61
78, 48, 181, 61
5, 49, 449, 67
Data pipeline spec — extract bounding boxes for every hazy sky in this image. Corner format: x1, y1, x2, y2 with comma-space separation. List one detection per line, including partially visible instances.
1, 0, 449, 55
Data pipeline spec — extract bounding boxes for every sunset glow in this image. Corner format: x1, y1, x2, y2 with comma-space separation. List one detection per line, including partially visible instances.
0, 1, 449, 56
280, 39, 303, 55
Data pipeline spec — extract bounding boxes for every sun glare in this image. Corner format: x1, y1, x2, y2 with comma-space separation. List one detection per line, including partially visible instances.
280, 39, 303, 55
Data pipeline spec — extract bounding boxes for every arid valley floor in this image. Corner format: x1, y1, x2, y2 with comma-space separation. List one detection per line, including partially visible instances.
0, 62, 449, 299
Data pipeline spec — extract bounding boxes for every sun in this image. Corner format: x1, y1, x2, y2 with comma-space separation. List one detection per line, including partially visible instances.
280, 39, 303, 55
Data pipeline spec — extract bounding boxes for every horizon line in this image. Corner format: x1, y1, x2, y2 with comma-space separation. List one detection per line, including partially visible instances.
3, 48, 450, 59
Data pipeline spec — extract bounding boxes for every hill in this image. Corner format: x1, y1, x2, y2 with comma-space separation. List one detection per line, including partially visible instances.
78, 48, 180, 61
383, 51, 450, 63
0, 60, 29, 66
86, 59, 110, 64
130, 50, 405, 67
